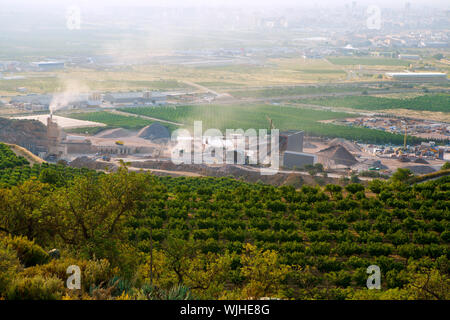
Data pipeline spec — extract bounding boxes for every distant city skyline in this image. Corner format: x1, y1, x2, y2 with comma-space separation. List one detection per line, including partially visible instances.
3, 0, 450, 9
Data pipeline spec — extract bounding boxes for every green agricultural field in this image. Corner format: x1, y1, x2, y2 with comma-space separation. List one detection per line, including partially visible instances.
229, 85, 372, 99
119, 104, 424, 145
66, 111, 153, 130
299, 94, 450, 113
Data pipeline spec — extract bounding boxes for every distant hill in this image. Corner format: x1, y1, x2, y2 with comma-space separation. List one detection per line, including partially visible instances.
0, 117, 48, 155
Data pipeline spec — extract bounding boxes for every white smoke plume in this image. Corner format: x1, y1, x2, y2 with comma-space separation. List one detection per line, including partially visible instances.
49, 79, 91, 114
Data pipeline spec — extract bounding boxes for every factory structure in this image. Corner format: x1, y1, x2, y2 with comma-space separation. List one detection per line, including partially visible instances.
44, 115, 166, 161
41, 114, 447, 175
172, 130, 317, 169
8, 91, 167, 112
386, 72, 448, 82
32, 61, 65, 71
280, 131, 317, 169
103, 91, 167, 106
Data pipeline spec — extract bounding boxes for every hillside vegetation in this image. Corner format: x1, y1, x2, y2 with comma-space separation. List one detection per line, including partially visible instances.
0, 144, 448, 300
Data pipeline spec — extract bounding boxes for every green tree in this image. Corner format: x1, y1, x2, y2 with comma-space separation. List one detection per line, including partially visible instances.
45, 166, 159, 263
442, 162, 450, 170
240, 243, 291, 299
392, 168, 413, 183
0, 179, 50, 242
345, 183, 365, 195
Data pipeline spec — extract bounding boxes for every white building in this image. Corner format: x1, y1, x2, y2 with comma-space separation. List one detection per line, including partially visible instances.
385, 72, 448, 82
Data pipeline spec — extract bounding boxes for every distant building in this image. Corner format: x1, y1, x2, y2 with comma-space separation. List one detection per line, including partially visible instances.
33, 61, 65, 71
421, 42, 449, 48
46, 115, 66, 158
280, 131, 304, 153
10, 94, 51, 111
62, 136, 95, 155
103, 91, 166, 105
371, 51, 395, 58
65, 93, 102, 108
386, 72, 448, 82
283, 151, 316, 169
0, 61, 20, 72
10, 94, 52, 105
280, 131, 316, 169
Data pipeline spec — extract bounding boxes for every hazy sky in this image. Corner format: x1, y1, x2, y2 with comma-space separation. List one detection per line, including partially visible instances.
3, 0, 450, 8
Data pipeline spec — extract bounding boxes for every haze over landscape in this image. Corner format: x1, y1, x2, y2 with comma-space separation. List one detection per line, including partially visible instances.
0, 0, 449, 307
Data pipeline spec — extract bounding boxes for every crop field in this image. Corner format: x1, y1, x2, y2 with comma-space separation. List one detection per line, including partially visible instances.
0, 143, 28, 170
0, 70, 192, 95
0, 76, 61, 95
0, 57, 372, 96
66, 111, 153, 130
119, 104, 424, 145
228, 85, 374, 99
298, 94, 450, 113
84, 79, 190, 92
0, 143, 100, 187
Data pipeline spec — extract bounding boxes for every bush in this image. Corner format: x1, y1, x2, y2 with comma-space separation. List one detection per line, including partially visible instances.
21, 257, 113, 292
345, 183, 365, 195
0, 244, 21, 296
7, 275, 64, 300
366, 243, 393, 256
1, 235, 49, 267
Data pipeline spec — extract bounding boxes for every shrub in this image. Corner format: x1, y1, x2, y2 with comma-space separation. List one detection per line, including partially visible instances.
1, 235, 49, 267
21, 257, 113, 292
366, 243, 393, 256
7, 275, 64, 300
83, 259, 113, 292
441, 162, 450, 170
0, 245, 21, 296
345, 183, 365, 195
398, 244, 424, 259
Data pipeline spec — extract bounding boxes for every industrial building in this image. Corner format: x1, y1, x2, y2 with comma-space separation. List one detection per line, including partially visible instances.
280, 131, 316, 169
385, 72, 448, 82
10, 94, 52, 106
283, 151, 316, 169
103, 91, 167, 105
32, 61, 65, 71
46, 115, 66, 158
280, 131, 304, 153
